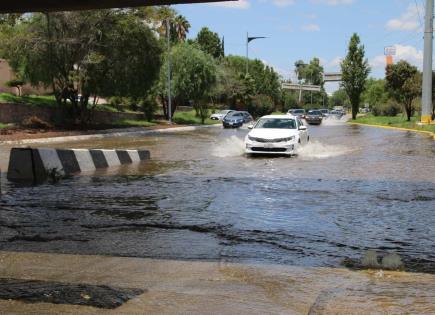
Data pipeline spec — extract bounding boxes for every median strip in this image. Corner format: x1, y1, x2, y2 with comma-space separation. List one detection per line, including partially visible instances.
7, 148, 150, 182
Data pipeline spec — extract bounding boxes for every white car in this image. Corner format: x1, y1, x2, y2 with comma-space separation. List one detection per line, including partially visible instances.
245, 115, 309, 155
210, 109, 234, 120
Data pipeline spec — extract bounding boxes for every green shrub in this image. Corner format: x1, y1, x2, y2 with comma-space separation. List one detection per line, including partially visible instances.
282, 92, 299, 113
248, 94, 274, 118
140, 96, 158, 121
372, 99, 402, 116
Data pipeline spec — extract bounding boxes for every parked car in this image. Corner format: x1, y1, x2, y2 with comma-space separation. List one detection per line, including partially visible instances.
287, 108, 306, 119
210, 109, 234, 120
222, 111, 246, 128
305, 110, 323, 125
245, 115, 309, 156
319, 108, 329, 117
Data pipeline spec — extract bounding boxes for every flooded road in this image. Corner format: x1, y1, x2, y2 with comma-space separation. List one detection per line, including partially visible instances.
1, 119, 434, 274
1, 119, 435, 313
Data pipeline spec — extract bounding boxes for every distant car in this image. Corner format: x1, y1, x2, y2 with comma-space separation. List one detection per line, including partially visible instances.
305, 110, 323, 125
319, 109, 329, 117
240, 111, 254, 124
287, 108, 306, 119
210, 109, 234, 120
329, 110, 344, 119
245, 115, 309, 155
222, 111, 246, 128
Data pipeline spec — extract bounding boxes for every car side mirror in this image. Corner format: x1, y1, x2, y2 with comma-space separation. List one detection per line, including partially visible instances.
299, 125, 307, 130
248, 125, 254, 129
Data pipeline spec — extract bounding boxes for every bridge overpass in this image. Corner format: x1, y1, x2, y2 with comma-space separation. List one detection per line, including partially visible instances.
0, 0, 228, 13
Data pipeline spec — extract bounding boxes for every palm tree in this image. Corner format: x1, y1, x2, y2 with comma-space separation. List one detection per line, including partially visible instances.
173, 15, 190, 41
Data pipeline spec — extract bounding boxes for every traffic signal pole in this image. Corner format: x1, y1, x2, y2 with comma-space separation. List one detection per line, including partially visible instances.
421, 0, 434, 124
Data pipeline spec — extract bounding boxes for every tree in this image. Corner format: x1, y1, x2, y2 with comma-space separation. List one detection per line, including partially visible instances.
361, 78, 389, 111
223, 55, 281, 106
157, 42, 216, 123
385, 60, 421, 121
0, 14, 23, 26
341, 33, 370, 120
248, 94, 274, 117
1, 11, 162, 125
282, 90, 299, 112
5, 79, 25, 96
196, 27, 224, 58
172, 15, 190, 41
293, 57, 326, 106
330, 88, 350, 109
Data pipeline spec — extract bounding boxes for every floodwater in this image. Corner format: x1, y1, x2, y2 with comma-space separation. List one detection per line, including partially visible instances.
0, 118, 435, 313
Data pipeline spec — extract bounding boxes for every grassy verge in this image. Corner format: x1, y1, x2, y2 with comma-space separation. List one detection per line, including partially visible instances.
0, 123, 14, 129
0, 93, 57, 107
173, 110, 218, 125
0, 93, 140, 114
111, 119, 157, 128
353, 114, 435, 134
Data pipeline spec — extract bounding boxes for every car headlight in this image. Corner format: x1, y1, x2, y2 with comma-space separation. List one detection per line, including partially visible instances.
248, 135, 256, 141
284, 136, 295, 142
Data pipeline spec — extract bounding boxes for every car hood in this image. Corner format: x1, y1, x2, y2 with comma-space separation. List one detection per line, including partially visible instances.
248, 128, 299, 139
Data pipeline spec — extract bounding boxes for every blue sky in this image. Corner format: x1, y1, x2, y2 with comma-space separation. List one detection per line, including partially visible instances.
174, 0, 427, 93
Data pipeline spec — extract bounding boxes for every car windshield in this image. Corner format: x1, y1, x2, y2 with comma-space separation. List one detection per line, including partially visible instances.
308, 110, 322, 115
293, 109, 305, 114
227, 112, 243, 117
320, 109, 328, 113
255, 118, 296, 129
221, 110, 232, 114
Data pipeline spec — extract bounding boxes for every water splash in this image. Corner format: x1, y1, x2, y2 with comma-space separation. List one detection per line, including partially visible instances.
297, 141, 352, 160
321, 115, 350, 126
212, 136, 245, 158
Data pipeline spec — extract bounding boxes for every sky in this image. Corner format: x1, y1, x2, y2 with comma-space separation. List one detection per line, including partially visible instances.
173, 0, 428, 93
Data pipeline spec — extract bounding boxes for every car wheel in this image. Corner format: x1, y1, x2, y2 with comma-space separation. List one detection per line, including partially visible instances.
307, 136, 310, 142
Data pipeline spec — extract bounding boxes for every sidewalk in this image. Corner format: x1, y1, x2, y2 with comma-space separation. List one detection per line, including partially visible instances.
0, 251, 434, 314
0, 124, 221, 145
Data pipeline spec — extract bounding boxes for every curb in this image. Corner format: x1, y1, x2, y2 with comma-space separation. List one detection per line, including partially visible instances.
348, 122, 435, 141
0, 124, 221, 145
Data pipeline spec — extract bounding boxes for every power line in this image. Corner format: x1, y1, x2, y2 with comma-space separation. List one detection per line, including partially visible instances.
414, 0, 424, 27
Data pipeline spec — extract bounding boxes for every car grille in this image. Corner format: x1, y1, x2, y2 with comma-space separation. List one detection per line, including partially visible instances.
249, 137, 289, 143
251, 147, 287, 152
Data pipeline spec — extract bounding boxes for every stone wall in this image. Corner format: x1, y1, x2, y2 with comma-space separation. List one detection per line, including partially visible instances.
0, 102, 146, 125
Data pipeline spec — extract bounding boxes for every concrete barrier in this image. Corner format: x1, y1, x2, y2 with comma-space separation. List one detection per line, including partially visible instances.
7, 148, 150, 182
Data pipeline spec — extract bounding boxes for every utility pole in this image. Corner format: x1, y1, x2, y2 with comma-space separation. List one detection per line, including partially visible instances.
421, 0, 434, 124
166, 18, 172, 124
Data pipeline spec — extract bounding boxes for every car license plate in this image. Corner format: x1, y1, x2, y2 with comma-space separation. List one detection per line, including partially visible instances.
264, 143, 273, 148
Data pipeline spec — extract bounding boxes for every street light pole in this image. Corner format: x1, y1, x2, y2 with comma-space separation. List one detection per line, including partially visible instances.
421, 0, 434, 124
166, 18, 172, 124
246, 32, 249, 75
246, 33, 266, 75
